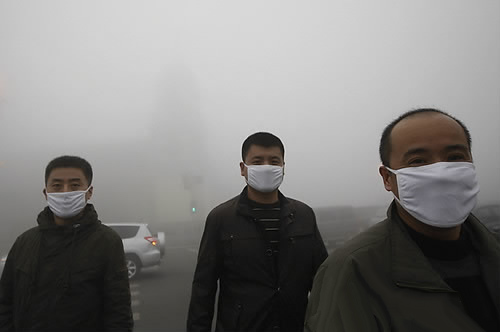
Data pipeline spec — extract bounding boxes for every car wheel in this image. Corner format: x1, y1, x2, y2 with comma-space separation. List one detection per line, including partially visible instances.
126, 255, 141, 280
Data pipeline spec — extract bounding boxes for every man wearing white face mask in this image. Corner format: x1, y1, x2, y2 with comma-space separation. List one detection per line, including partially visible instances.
0, 155, 133, 332
188, 132, 327, 332
305, 109, 500, 332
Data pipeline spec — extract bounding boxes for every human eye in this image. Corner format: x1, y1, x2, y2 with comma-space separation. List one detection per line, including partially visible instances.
447, 153, 467, 162
408, 158, 427, 166
70, 181, 84, 190
51, 183, 62, 191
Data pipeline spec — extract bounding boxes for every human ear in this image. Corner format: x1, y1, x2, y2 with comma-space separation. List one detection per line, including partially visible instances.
379, 166, 394, 192
240, 162, 246, 177
86, 186, 93, 201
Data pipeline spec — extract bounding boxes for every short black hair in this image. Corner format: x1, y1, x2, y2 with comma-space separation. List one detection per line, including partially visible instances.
379, 108, 472, 167
242, 132, 285, 161
45, 155, 93, 185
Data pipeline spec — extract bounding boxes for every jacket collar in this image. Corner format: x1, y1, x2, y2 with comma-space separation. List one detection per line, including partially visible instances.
236, 186, 294, 220
466, 212, 500, 315
388, 201, 459, 292
389, 200, 500, 298
37, 204, 100, 230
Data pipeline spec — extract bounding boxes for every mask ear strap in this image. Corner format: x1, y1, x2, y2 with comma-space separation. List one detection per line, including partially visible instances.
84, 185, 93, 203
385, 166, 397, 174
384, 166, 400, 202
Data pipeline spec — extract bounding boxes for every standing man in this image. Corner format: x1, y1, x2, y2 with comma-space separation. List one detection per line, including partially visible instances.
305, 109, 500, 332
0, 156, 133, 331
188, 132, 327, 332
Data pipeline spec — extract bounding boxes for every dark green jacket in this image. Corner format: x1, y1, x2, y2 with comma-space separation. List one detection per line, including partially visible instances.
0, 204, 133, 332
305, 202, 500, 332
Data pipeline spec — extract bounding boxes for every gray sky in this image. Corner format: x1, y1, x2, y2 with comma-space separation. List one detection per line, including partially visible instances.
0, 0, 499, 246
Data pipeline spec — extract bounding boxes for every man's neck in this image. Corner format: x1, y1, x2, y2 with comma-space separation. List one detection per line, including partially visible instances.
395, 203, 462, 241
54, 215, 71, 226
247, 186, 279, 204
53, 210, 85, 226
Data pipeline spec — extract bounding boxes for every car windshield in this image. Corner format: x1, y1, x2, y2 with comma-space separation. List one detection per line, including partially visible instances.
109, 226, 140, 239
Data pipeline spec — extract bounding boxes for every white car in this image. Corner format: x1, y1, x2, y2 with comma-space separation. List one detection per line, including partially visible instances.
105, 223, 165, 279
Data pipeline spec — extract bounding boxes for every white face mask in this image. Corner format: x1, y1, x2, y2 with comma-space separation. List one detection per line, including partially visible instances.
245, 164, 284, 193
46, 186, 92, 219
386, 162, 479, 228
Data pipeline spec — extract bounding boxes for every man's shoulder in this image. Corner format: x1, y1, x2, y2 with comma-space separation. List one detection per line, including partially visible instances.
466, 214, 500, 251
94, 222, 123, 242
311, 220, 393, 300
285, 196, 313, 210
76, 223, 124, 259
5, 226, 42, 259
328, 220, 392, 266
16, 226, 41, 242
281, 195, 315, 219
207, 195, 240, 218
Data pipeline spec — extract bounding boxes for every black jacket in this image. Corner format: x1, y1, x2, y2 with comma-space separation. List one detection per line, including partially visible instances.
0, 204, 133, 332
187, 188, 328, 332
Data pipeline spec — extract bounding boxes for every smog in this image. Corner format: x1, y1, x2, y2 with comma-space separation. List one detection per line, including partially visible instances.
1, 1, 498, 331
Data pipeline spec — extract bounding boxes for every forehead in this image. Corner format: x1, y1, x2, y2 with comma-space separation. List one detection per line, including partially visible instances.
47, 167, 87, 183
390, 113, 469, 156
245, 145, 283, 159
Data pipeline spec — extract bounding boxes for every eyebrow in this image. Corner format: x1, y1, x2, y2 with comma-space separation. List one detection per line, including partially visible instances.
402, 144, 470, 159
443, 144, 469, 153
402, 148, 429, 159
50, 178, 83, 183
